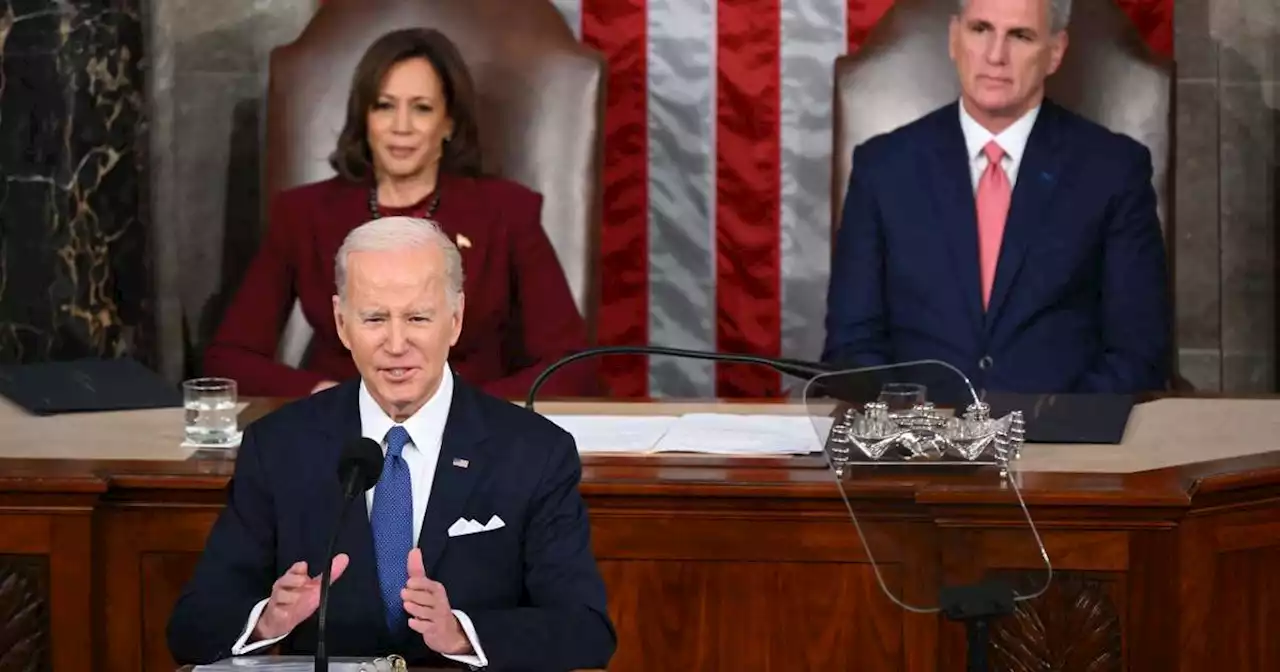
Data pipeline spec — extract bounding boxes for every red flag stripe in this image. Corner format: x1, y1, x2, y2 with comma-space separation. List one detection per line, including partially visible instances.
714, 0, 784, 398
1113, 0, 1173, 57
581, 0, 650, 398
315, 0, 1173, 399
846, 0, 895, 52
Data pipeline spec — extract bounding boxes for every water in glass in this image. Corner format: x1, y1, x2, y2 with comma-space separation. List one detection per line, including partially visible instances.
184, 377, 238, 445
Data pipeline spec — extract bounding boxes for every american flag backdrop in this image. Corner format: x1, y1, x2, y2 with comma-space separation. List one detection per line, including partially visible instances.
544, 0, 1171, 399
312, 0, 1172, 399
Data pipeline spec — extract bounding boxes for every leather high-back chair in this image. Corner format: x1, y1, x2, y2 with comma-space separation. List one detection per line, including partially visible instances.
829, 0, 1181, 387
831, 0, 1172, 238
264, 0, 604, 367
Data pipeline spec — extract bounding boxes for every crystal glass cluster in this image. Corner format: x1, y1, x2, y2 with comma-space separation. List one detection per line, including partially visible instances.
358, 655, 409, 672
825, 400, 1024, 474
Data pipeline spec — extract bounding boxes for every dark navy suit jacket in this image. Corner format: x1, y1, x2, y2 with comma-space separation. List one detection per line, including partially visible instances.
167, 377, 616, 671
822, 99, 1171, 395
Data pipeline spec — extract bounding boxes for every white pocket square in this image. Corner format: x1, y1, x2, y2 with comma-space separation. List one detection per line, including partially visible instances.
447, 514, 505, 537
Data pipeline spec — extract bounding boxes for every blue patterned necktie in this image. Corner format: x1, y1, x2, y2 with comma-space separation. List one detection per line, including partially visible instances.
370, 425, 414, 633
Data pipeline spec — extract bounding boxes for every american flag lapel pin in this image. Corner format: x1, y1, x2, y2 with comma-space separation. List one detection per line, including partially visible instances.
452, 457, 469, 469
456, 233, 472, 249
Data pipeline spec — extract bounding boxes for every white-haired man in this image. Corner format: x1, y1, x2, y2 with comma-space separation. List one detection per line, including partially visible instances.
169, 216, 616, 670
824, 0, 1171, 396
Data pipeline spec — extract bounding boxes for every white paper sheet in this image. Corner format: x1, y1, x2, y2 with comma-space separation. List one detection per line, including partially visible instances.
544, 415, 678, 453
544, 413, 826, 456
652, 414, 824, 455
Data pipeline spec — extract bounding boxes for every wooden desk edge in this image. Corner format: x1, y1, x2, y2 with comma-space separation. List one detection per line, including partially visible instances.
3, 397, 1280, 508
176, 668, 605, 671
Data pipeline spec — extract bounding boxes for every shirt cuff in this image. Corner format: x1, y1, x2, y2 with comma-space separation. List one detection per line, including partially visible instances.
441, 610, 487, 668
231, 598, 290, 655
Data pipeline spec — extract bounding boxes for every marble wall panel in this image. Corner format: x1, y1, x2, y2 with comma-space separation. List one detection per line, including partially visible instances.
1174, 0, 1280, 392
146, 0, 317, 381
0, 0, 152, 366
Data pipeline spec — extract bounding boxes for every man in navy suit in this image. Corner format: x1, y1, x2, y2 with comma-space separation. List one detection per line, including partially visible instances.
168, 216, 616, 670
823, 0, 1171, 394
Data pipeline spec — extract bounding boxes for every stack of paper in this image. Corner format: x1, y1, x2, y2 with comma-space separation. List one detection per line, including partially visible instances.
544, 413, 825, 456
543, 415, 677, 453
654, 413, 823, 455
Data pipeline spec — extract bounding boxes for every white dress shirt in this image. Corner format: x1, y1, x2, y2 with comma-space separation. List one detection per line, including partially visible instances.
230, 366, 488, 668
957, 99, 1040, 192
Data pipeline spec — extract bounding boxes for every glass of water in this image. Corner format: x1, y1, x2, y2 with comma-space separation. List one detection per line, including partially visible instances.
183, 377, 238, 446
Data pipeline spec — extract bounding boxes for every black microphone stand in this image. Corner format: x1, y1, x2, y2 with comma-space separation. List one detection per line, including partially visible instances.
939, 580, 1015, 672
315, 475, 366, 671
524, 345, 834, 411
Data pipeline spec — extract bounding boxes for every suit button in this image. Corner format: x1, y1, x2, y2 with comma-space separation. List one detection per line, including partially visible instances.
978, 356, 993, 370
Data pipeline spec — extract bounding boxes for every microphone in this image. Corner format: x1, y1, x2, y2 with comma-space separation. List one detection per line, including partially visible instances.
523, 345, 843, 411
316, 437, 383, 672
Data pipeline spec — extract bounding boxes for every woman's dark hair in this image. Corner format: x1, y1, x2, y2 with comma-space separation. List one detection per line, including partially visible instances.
329, 28, 483, 181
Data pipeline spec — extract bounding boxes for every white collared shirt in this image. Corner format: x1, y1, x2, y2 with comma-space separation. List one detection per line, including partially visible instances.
958, 99, 1040, 191
357, 365, 453, 545
231, 366, 488, 669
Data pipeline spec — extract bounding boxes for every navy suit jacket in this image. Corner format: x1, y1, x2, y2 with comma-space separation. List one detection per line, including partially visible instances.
823, 99, 1171, 395
167, 377, 616, 671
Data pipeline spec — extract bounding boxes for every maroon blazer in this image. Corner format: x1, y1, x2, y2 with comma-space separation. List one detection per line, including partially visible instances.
203, 174, 600, 399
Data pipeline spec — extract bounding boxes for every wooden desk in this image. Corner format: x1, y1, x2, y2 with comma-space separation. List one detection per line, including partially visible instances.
1, 397, 1278, 671
175, 664, 604, 671
177, 667, 603, 671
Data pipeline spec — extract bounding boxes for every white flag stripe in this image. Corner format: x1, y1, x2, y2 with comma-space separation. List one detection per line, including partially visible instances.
549, 0, 853, 396
780, 0, 847, 366
646, 0, 718, 398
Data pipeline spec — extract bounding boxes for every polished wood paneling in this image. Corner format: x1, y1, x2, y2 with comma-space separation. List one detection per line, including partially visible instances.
100, 508, 220, 672
1124, 528, 1181, 670
49, 512, 93, 671
0, 499, 95, 671
0, 554, 49, 672
1, 399, 1280, 671
1204, 505, 1280, 672
140, 553, 203, 672
990, 571, 1124, 671
601, 560, 904, 670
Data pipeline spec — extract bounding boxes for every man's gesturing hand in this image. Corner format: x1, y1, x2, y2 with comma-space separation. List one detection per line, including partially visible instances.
252, 554, 350, 641
402, 548, 470, 655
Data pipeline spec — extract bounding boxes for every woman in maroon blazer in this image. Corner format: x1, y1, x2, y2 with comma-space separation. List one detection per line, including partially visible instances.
204, 28, 599, 399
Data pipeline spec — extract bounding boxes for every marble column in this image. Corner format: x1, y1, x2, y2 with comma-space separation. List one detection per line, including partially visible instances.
145, 0, 317, 383
1174, 0, 1279, 392
0, 0, 151, 365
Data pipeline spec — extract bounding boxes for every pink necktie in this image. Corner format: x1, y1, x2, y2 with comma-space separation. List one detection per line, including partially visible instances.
976, 140, 1011, 309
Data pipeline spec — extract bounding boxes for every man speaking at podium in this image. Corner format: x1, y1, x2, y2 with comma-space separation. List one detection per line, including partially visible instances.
823, 0, 1171, 395
168, 216, 616, 670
